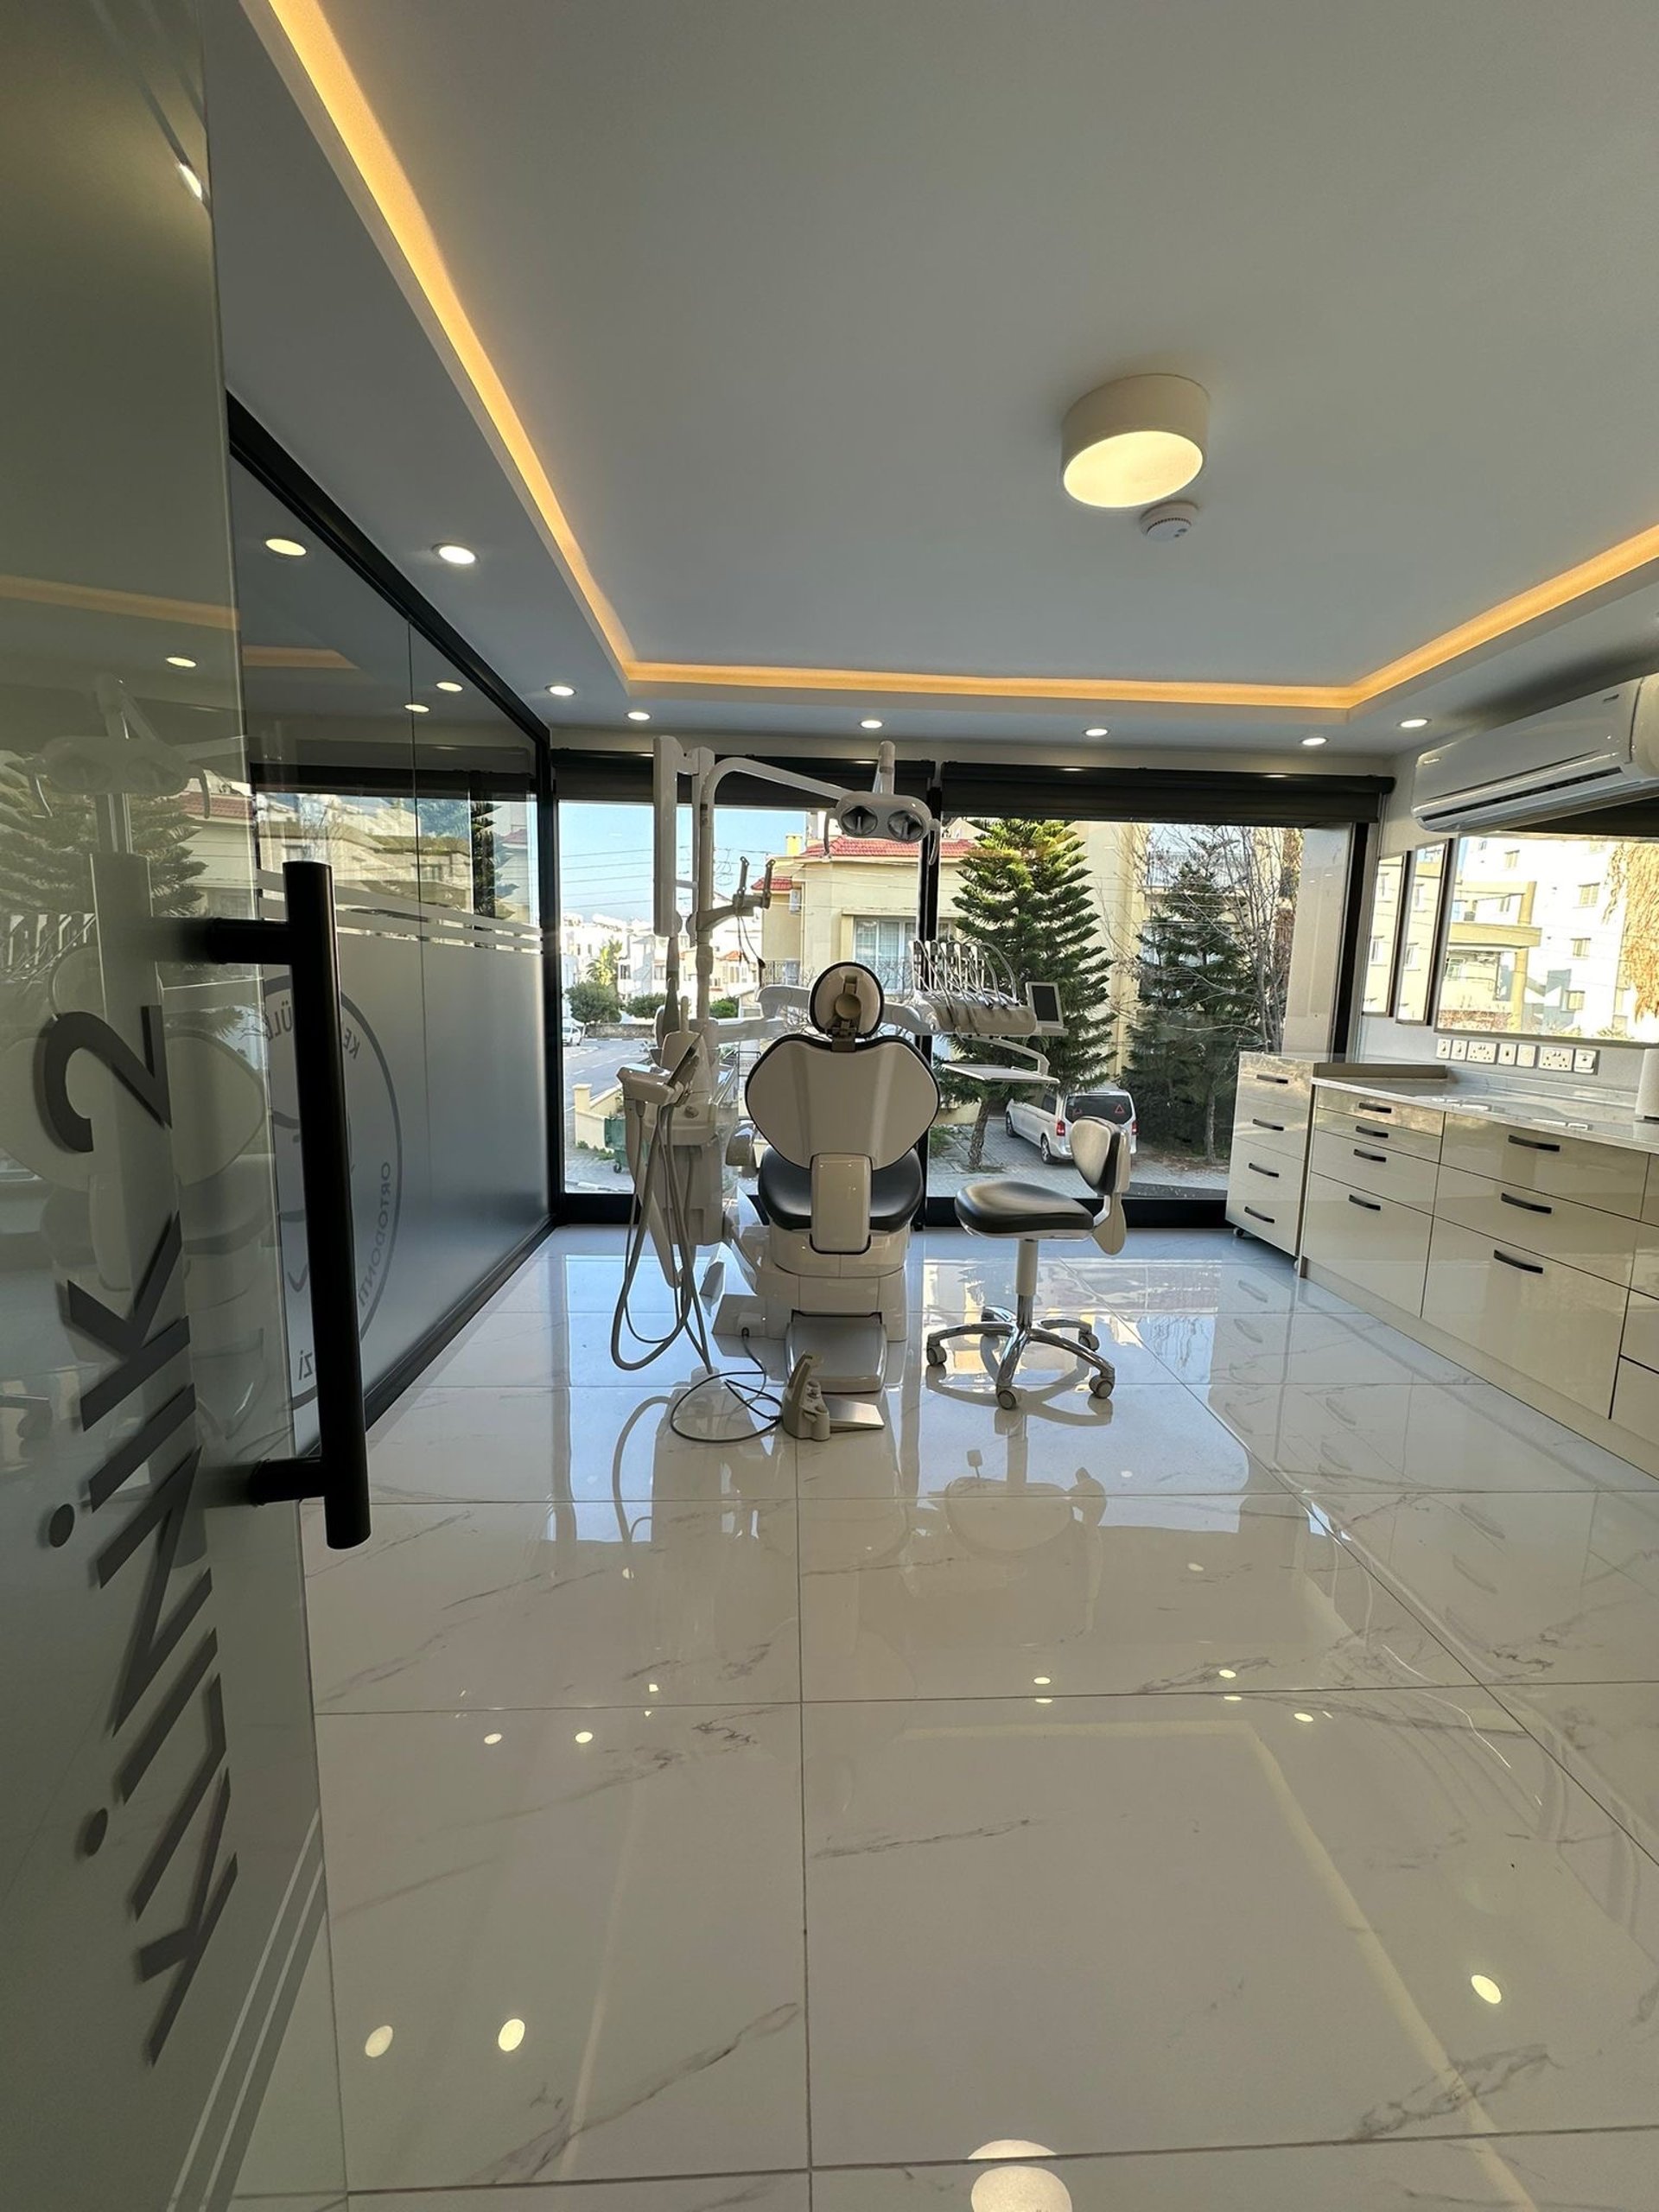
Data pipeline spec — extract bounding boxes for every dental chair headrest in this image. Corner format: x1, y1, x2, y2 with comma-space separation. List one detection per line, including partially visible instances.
809, 962, 885, 1042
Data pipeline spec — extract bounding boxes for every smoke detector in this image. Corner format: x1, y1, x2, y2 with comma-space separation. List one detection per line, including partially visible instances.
1140, 499, 1198, 542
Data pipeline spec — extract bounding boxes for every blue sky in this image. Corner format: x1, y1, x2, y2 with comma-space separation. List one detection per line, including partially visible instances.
558, 802, 810, 920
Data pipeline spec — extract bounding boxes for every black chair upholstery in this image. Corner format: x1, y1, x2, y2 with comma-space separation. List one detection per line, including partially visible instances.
755, 1147, 924, 1233
954, 1179, 1100, 1236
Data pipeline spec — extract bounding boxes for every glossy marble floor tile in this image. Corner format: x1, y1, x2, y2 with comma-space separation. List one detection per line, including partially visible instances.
803, 1689, 1659, 2165
798, 1490, 1473, 1700
1497, 1682, 1659, 1864
1206, 1379, 1659, 1492
1134, 1308, 1471, 1388
347, 2183, 810, 2211
370, 1382, 793, 1504
793, 1379, 1270, 1500
306, 1499, 799, 1711
811, 2133, 1659, 2209
321, 1707, 807, 2189
423, 1304, 787, 1389
1302, 1486, 1659, 1684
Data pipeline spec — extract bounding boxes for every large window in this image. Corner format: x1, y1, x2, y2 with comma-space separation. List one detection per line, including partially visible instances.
1437, 831, 1659, 1040
925, 817, 1308, 1203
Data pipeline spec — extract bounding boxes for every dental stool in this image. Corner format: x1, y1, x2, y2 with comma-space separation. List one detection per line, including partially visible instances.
926, 1118, 1130, 1409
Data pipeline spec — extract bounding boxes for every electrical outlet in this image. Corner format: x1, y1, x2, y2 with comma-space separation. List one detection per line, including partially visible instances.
1466, 1039, 1498, 1064
1540, 1046, 1573, 1071
1573, 1048, 1599, 1073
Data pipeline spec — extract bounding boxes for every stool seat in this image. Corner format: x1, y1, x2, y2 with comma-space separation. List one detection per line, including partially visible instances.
955, 1178, 1098, 1237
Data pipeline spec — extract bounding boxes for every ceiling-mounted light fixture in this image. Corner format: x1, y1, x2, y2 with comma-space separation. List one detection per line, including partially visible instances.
165, 655, 196, 669
1084, 726, 1109, 738
434, 543, 476, 566
860, 717, 883, 730
548, 683, 575, 698
627, 709, 651, 722
404, 702, 429, 714
264, 536, 307, 557
1062, 374, 1209, 509
1400, 717, 1429, 730
1301, 735, 1327, 747
436, 679, 463, 693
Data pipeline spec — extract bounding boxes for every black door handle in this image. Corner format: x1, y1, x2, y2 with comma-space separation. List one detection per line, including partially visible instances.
1494, 1247, 1545, 1274
203, 861, 370, 1550
1499, 1190, 1552, 1216
1507, 1133, 1560, 1154
1347, 1193, 1382, 1211
1251, 1116, 1286, 1131
1354, 1148, 1388, 1164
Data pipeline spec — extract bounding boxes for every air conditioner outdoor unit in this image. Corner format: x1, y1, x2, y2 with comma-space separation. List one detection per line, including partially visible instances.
1410, 677, 1659, 836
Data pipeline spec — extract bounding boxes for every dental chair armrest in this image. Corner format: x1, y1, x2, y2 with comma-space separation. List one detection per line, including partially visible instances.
809, 1154, 872, 1254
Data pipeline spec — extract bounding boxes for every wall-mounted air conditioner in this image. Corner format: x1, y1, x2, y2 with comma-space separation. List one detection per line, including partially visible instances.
1410, 678, 1659, 835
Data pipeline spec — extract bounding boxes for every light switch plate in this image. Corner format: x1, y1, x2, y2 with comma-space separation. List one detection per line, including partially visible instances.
1573, 1047, 1599, 1073
1435, 1035, 1452, 1058
1466, 1039, 1498, 1064
1497, 1041, 1518, 1065
1515, 1043, 1539, 1068
1541, 1046, 1574, 1071
1448, 1038, 1469, 1060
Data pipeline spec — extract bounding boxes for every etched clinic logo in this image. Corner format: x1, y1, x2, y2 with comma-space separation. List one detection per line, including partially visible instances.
263, 982, 402, 1408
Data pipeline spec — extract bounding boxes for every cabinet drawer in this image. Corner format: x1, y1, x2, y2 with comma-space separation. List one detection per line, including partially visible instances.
1313, 1094, 1444, 1161
1231, 1103, 1307, 1163
1611, 1357, 1659, 1444
1301, 1172, 1432, 1312
1438, 1119, 1647, 1218
1225, 1184, 1300, 1255
1421, 1217, 1624, 1417
1236, 1060, 1311, 1138
1433, 1163, 1640, 1287
1309, 1127, 1439, 1208
1622, 1289, 1659, 1376
1230, 1141, 1301, 1202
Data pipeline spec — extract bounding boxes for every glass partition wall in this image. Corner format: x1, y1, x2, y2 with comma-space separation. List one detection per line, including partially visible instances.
230, 461, 549, 1414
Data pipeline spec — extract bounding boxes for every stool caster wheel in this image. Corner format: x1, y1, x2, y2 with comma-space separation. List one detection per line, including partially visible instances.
1078, 1327, 1100, 1352
1089, 1369, 1116, 1401
995, 1387, 1019, 1411
925, 1339, 946, 1368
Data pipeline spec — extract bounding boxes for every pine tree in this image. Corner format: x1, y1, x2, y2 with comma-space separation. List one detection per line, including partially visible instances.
1122, 839, 1261, 1161
945, 817, 1115, 1166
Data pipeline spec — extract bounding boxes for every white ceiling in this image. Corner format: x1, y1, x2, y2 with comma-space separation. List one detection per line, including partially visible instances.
210, 0, 1659, 760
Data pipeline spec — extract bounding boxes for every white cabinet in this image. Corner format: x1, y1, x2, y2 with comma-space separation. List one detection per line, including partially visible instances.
1301, 1172, 1432, 1312
1433, 1162, 1643, 1288
1226, 1054, 1312, 1253
1421, 1216, 1626, 1419
1438, 1119, 1647, 1217
1309, 1126, 1440, 1210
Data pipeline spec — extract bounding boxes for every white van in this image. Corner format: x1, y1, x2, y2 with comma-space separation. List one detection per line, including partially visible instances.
1006, 1083, 1137, 1165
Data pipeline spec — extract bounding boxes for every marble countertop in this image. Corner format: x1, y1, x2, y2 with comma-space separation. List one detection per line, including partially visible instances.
1313, 1072, 1659, 1160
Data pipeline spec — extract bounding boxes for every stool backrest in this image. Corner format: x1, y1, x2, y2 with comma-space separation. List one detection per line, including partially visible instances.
1071, 1118, 1130, 1198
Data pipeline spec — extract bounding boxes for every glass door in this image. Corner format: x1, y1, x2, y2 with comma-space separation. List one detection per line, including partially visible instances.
1, 7, 346, 2207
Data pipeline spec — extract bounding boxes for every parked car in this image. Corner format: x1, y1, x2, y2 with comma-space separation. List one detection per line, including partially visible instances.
1006, 1083, 1136, 1164
561, 1015, 587, 1046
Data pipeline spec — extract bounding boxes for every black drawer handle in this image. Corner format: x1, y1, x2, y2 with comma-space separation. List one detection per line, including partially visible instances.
1256, 1073, 1291, 1086
1354, 1123, 1392, 1141
1494, 1247, 1545, 1274
1243, 1205, 1274, 1224
1248, 1160, 1281, 1179
1347, 1193, 1382, 1212
1354, 1147, 1388, 1164
1499, 1190, 1552, 1216
1251, 1116, 1286, 1132
1357, 1101, 1395, 1116
1507, 1133, 1560, 1154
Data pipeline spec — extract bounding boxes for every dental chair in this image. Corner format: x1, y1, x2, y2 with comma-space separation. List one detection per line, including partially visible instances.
926, 1117, 1131, 1408
741, 963, 939, 1394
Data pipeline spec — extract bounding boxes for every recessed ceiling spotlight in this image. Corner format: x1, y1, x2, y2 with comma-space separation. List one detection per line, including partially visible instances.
436, 679, 463, 693
434, 543, 476, 566
264, 536, 307, 557
860, 717, 884, 730
165, 655, 196, 669
1264, 772, 1287, 779
178, 162, 205, 201
404, 702, 429, 714
1400, 716, 1429, 730
1301, 734, 1327, 747
1062, 373, 1208, 509
547, 683, 575, 698
1062, 765, 1084, 772
627, 709, 651, 722
1084, 726, 1109, 738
